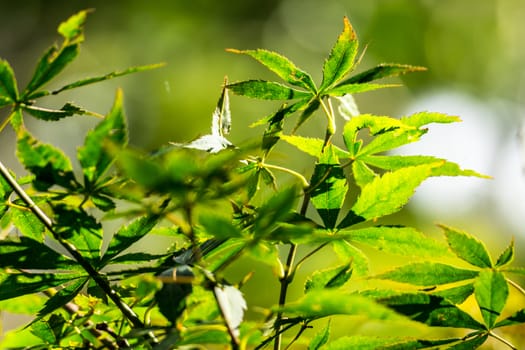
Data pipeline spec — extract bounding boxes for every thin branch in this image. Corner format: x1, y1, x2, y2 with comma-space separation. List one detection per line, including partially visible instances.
0, 161, 156, 343
506, 277, 525, 298
489, 330, 517, 350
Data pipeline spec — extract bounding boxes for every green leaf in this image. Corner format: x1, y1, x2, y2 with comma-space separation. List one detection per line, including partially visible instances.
440, 224, 493, 268
16, 129, 78, 191
347, 164, 438, 223
35, 277, 87, 320
10, 205, 47, 242
325, 83, 397, 97
253, 187, 297, 237
310, 145, 347, 228
0, 294, 46, 315
375, 292, 485, 329
322, 336, 457, 350
50, 63, 165, 95
331, 240, 369, 276
376, 262, 479, 287
277, 290, 405, 321
308, 321, 330, 350
320, 16, 358, 91
57, 9, 90, 43
78, 88, 128, 184
292, 97, 321, 133
431, 283, 475, 304
447, 334, 488, 349
0, 59, 18, 103
362, 155, 490, 178
156, 265, 193, 324
280, 135, 350, 159
351, 160, 377, 188
101, 214, 160, 266
23, 44, 79, 97
342, 226, 450, 258
304, 262, 352, 293
400, 111, 461, 127
54, 204, 103, 262
494, 308, 525, 328
0, 272, 87, 300
227, 80, 310, 100
495, 238, 514, 267
359, 129, 426, 156
227, 48, 316, 91
0, 237, 77, 270
342, 63, 427, 84
474, 269, 508, 328
200, 214, 243, 239
30, 314, 66, 345
22, 103, 83, 121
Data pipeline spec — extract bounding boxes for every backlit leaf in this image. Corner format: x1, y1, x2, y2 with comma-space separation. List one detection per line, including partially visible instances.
342, 226, 450, 258
342, 63, 426, 84
308, 321, 330, 350
10, 205, 47, 242
0, 59, 18, 103
280, 135, 349, 159
400, 111, 460, 127
351, 160, 376, 188
474, 269, 508, 328
304, 262, 352, 293
440, 225, 492, 268
227, 48, 316, 91
325, 83, 396, 97
431, 283, 475, 304
494, 308, 525, 328
78, 88, 127, 184
57, 9, 90, 43
34, 277, 87, 320
331, 240, 369, 276
227, 80, 310, 100
376, 262, 478, 286
0, 272, 87, 300
495, 238, 514, 267
320, 16, 358, 91
348, 164, 438, 222
253, 187, 297, 237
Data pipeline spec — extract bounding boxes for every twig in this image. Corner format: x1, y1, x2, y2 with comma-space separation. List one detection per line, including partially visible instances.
0, 161, 156, 344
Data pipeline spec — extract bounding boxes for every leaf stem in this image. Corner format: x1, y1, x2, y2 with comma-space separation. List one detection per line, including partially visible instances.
0, 161, 156, 343
489, 330, 517, 350
506, 277, 525, 298
263, 163, 309, 188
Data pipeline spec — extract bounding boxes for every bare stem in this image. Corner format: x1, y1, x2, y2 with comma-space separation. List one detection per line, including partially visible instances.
489, 330, 517, 350
0, 161, 155, 342
507, 277, 525, 298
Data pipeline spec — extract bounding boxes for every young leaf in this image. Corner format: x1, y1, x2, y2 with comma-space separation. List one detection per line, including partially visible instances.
10, 205, 47, 242
277, 290, 405, 321
347, 164, 438, 223
358, 128, 426, 156
17, 130, 78, 191
439, 224, 493, 268
400, 111, 461, 128
342, 63, 427, 85
57, 9, 90, 43
342, 226, 450, 258
375, 293, 485, 329
226, 48, 316, 92
324, 82, 397, 97
474, 269, 508, 328
101, 214, 160, 266
431, 283, 475, 304
331, 240, 369, 276
78, 88, 128, 184
0, 59, 19, 103
309, 145, 347, 228
308, 321, 330, 350
495, 238, 514, 267
227, 80, 310, 100
351, 160, 376, 188
320, 16, 358, 91
376, 262, 479, 287
304, 262, 352, 293
280, 135, 349, 159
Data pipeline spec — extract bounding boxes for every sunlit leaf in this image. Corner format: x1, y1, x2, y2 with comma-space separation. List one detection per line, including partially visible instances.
227, 48, 316, 91
78, 89, 127, 184
320, 16, 358, 91
280, 135, 349, 159
342, 63, 426, 84
34, 277, 88, 320
331, 240, 369, 276
495, 238, 514, 267
431, 283, 475, 304
341, 226, 450, 258
101, 214, 160, 266
0, 272, 87, 300
57, 9, 90, 43
447, 334, 488, 349
326, 83, 398, 97
304, 262, 352, 293
310, 145, 347, 228
474, 270, 508, 328
10, 205, 47, 242
376, 262, 479, 286
253, 187, 297, 237
277, 290, 405, 321
200, 214, 243, 239
335, 94, 360, 120
440, 225, 493, 268
358, 128, 426, 156
346, 164, 438, 224
30, 314, 66, 345
212, 80, 231, 136
308, 321, 330, 350
227, 80, 310, 100
400, 111, 460, 127
214, 284, 247, 337
351, 160, 376, 188
322, 336, 457, 350
0, 59, 18, 103
22, 104, 83, 121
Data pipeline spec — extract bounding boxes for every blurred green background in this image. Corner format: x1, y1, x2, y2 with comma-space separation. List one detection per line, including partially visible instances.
1, 0, 525, 347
